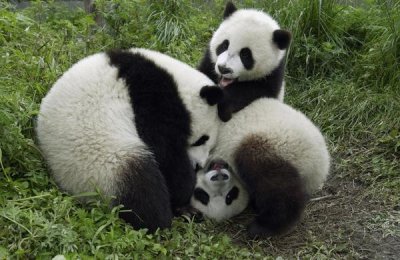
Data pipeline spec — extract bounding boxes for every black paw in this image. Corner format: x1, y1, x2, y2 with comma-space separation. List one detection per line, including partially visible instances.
247, 219, 297, 238
200, 86, 224, 106
174, 205, 204, 223
247, 220, 275, 238
218, 103, 232, 122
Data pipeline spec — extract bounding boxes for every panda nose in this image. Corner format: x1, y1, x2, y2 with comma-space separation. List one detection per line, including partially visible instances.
210, 172, 230, 181
218, 65, 233, 75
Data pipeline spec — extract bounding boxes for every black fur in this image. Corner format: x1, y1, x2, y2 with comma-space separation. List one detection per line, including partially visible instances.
116, 157, 173, 232
198, 48, 218, 83
239, 48, 254, 70
225, 186, 239, 205
216, 39, 229, 56
223, 1, 237, 19
273, 29, 292, 50
215, 59, 286, 122
198, 2, 289, 122
234, 136, 307, 237
193, 187, 210, 205
107, 49, 196, 215
191, 135, 209, 147
199, 85, 224, 105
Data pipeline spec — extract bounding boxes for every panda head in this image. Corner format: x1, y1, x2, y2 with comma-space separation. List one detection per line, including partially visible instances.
187, 85, 224, 169
209, 2, 291, 87
190, 159, 249, 221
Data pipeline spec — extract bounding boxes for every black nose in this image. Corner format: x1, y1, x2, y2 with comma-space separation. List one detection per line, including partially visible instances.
218, 65, 233, 74
210, 172, 229, 181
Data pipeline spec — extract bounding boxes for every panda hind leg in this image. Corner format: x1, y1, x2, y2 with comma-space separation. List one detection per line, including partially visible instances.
115, 156, 173, 233
235, 136, 308, 237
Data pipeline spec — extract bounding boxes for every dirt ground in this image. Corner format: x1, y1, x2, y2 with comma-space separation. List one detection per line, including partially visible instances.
214, 171, 400, 259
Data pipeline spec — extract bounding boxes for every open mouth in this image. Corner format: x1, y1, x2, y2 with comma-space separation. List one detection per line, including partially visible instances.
219, 76, 236, 88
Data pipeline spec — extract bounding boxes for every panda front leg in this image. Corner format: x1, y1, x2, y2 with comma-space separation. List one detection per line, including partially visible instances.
160, 150, 200, 219
217, 100, 233, 122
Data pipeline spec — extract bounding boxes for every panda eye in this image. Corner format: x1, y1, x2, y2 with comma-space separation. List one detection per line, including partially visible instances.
191, 135, 209, 147
240, 48, 251, 59
225, 186, 239, 205
216, 40, 230, 55
194, 188, 210, 205
239, 48, 254, 70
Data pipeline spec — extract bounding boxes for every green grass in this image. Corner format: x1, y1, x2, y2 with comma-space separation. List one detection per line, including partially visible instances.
1, 0, 399, 258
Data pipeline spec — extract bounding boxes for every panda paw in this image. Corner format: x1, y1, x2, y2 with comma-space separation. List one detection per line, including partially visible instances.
200, 86, 224, 106
217, 102, 232, 122
173, 205, 204, 223
247, 219, 296, 238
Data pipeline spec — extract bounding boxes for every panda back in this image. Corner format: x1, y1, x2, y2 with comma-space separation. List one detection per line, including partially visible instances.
130, 48, 215, 100
214, 98, 330, 193
37, 53, 149, 196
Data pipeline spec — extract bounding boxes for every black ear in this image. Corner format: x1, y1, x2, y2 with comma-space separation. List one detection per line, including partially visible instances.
273, 29, 292, 50
200, 86, 224, 106
223, 1, 237, 19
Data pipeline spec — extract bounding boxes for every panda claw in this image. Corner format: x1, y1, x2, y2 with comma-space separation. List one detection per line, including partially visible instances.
174, 205, 204, 223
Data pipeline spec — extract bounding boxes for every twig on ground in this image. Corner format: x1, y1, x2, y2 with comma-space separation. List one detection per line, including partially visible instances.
310, 195, 335, 202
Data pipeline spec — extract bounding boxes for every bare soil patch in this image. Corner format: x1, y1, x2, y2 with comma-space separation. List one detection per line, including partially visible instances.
213, 173, 400, 259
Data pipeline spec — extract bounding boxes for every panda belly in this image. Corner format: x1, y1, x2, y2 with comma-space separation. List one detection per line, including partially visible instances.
212, 98, 330, 236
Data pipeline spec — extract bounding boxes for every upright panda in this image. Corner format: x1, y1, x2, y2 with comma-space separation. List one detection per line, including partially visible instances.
36, 48, 223, 233
199, 2, 291, 121
209, 98, 330, 237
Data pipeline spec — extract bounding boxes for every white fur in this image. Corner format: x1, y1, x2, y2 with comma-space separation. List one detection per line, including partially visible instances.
278, 81, 285, 102
211, 98, 330, 194
210, 9, 286, 81
37, 48, 219, 197
191, 167, 249, 221
129, 49, 220, 167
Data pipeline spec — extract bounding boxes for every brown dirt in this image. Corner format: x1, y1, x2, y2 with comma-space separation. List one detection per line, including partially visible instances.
213, 173, 400, 259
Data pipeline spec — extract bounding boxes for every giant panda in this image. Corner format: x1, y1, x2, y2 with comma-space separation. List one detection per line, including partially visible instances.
208, 98, 330, 237
198, 2, 291, 122
36, 48, 224, 233
190, 159, 248, 222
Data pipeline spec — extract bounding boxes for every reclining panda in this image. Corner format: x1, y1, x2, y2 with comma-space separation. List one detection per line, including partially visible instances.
191, 98, 330, 237
36, 48, 223, 232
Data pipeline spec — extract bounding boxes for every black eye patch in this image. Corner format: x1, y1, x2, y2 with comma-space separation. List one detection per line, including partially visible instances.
191, 135, 209, 147
239, 48, 254, 70
194, 188, 210, 205
225, 186, 239, 205
216, 39, 229, 56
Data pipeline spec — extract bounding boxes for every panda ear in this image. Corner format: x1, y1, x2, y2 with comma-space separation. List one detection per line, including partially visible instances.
223, 1, 237, 19
200, 86, 224, 106
273, 29, 292, 50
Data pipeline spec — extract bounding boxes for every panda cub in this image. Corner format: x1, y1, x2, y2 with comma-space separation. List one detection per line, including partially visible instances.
210, 98, 330, 237
199, 2, 291, 121
191, 159, 248, 222
36, 48, 223, 233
